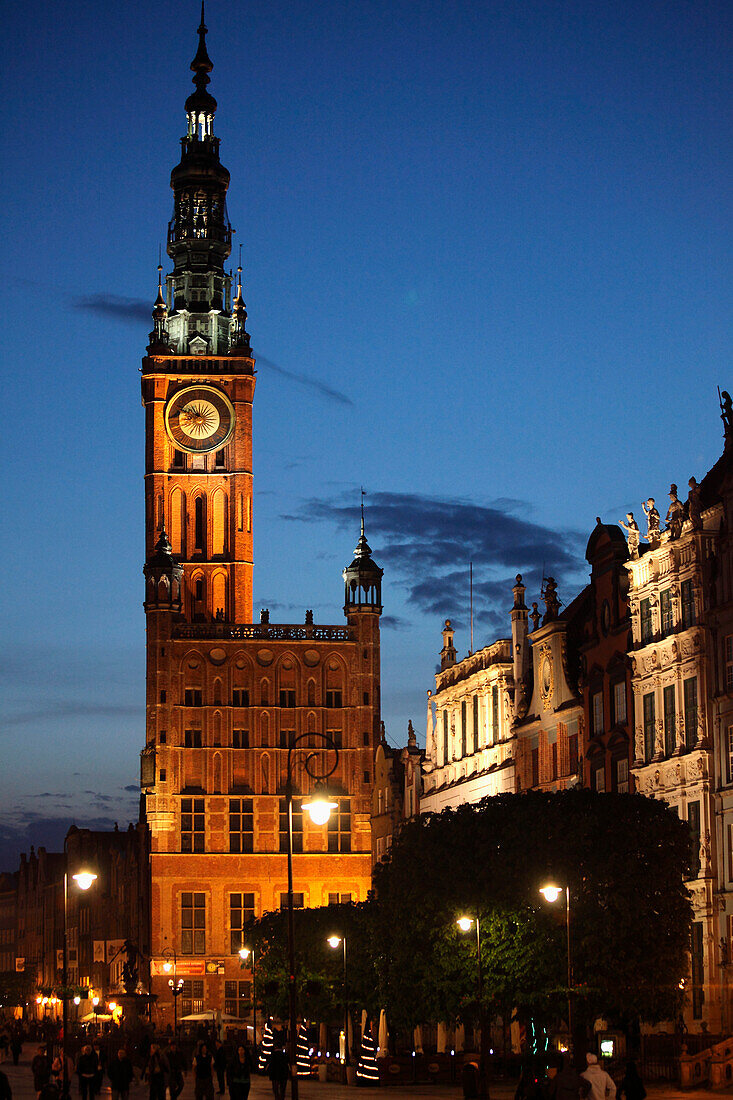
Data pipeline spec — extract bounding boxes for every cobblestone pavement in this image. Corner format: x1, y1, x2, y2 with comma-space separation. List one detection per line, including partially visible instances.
0, 1058, 719, 1100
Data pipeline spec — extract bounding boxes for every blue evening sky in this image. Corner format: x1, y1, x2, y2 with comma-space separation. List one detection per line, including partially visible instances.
2, 0, 730, 867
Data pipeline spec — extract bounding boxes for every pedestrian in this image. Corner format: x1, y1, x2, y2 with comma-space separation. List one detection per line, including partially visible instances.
265, 1042, 289, 1100
10, 1035, 22, 1067
108, 1049, 134, 1100
166, 1042, 186, 1100
91, 1042, 106, 1099
226, 1045, 253, 1100
581, 1055, 616, 1100
548, 1055, 591, 1100
144, 1044, 169, 1100
617, 1062, 645, 1100
192, 1043, 215, 1100
213, 1040, 227, 1096
32, 1046, 51, 1099
77, 1045, 98, 1100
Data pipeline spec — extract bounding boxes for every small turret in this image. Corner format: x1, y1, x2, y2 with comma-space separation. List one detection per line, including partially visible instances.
343, 501, 383, 614
148, 264, 172, 352
143, 528, 183, 613
511, 574, 528, 694
440, 620, 457, 670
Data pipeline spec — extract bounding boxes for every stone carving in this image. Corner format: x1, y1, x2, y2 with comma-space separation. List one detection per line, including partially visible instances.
701, 831, 711, 866
721, 389, 733, 443
643, 498, 661, 546
541, 577, 561, 624
619, 513, 640, 558
635, 726, 644, 761
688, 477, 703, 530
530, 602, 540, 631
666, 484, 685, 540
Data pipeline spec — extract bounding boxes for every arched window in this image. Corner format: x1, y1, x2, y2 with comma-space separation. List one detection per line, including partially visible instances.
212, 489, 227, 555
170, 487, 184, 554
194, 496, 206, 552
212, 573, 227, 620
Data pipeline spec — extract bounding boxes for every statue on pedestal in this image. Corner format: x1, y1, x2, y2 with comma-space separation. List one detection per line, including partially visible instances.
619, 512, 640, 558
642, 498, 661, 547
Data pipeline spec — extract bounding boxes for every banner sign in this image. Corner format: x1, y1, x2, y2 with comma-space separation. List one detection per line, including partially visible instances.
150, 958, 206, 977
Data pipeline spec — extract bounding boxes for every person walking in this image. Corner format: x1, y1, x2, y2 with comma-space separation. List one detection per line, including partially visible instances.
10, 1034, 22, 1067
265, 1042, 289, 1100
549, 1055, 591, 1100
91, 1042, 105, 1100
226, 1046, 253, 1100
213, 1041, 227, 1096
166, 1042, 186, 1100
32, 1046, 51, 1099
107, 1049, 134, 1100
581, 1055, 616, 1100
144, 1044, 169, 1100
77, 1046, 98, 1100
192, 1043, 215, 1100
617, 1061, 645, 1100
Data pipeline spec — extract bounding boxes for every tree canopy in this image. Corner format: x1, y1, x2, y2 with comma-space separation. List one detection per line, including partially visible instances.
249, 790, 692, 1039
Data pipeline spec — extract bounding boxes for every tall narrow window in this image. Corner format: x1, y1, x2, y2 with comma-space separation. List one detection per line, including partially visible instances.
593, 762, 606, 792
660, 589, 673, 636
568, 733, 578, 774
194, 496, 205, 552
181, 892, 206, 955
442, 710, 449, 766
181, 798, 205, 852
229, 799, 253, 853
232, 729, 249, 748
237, 493, 244, 532
663, 685, 676, 756
224, 980, 252, 1019
615, 758, 629, 793
612, 681, 627, 726
180, 979, 204, 1016
184, 729, 202, 748
461, 701, 467, 758
684, 677, 698, 750
492, 686, 499, 743
473, 695, 479, 753
328, 799, 351, 853
688, 801, 701, 879
591, 690, 603, 737
184, 689, 203, 707
229, 892, 255, 953
643, 693, 656, 762
681, 579, 696, 629
173, 449, 185, 469
279, 798, 302, 853
212, 490, 226, 555
326, 690, 342, 708
232, 689, 249, 707
640, 599, 653, 644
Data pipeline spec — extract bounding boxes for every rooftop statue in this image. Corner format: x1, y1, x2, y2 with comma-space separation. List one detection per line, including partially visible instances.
666, 484, 685, 540
619, 512, 640, 559
642, 497, 661, 547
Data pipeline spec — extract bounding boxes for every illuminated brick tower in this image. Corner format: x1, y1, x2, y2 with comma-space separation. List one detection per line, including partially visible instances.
140, 10, 382, 1026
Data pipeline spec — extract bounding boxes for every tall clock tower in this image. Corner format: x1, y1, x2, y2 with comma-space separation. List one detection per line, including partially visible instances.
141, 11, 383, 1028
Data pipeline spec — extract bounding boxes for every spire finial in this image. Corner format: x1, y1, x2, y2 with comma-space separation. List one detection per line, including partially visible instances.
360, 487, 366, 537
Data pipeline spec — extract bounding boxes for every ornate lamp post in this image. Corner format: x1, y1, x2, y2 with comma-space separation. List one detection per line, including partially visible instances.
327, 934, 349, 1077
539, 884, 573, 1054
63, 863, 97, 1098
162, 948, 180, 1035
238, 946, 258, 1050
286, 732, 338, 1100
456, 916, 488, 1100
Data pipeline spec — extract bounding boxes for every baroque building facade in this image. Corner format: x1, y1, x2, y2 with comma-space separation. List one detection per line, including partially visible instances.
626, 416, 733, 1032
140, 16, 382, 1026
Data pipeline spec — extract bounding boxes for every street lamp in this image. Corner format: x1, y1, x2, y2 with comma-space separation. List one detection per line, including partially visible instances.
238, 946, 258, 1049
539, 883, 573, 1054
63, 862, 97, 1098
162, 948, 179, 1035
327, 935, 349, 1076
456, 916, 488, 1100
285, 732, 339, 1100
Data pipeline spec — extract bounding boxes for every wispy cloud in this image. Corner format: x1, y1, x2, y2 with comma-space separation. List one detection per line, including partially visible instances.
1, 702, 144, 731
283, 491, 587, 635
70, 293, 353, 407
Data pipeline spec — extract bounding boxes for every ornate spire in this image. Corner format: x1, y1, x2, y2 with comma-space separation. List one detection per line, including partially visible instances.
186, 2, 217, 117
148, 262, 171, 352
343, 493, 383, 614
230, 261, 252, 354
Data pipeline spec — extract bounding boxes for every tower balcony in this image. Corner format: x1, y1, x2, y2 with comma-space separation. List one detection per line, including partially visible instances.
173, 622, 354, 642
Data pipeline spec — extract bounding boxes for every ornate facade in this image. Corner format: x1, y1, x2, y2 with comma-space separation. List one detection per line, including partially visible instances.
422, 619, 515, 810
140, 16, 382, 1025
626, 423, 733, 1031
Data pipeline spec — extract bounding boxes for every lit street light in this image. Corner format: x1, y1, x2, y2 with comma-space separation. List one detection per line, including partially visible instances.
238, 946, 258, 1049
456, 915, 488, 1100
63, 861, 97, 1098
539, 883, 573, 1054
327, 934, 349, 1077
162, 948, 180, 1035
285, 732, 339, 1100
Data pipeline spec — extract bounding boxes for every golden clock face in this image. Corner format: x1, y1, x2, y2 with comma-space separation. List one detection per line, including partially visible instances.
164, 385, 235, 454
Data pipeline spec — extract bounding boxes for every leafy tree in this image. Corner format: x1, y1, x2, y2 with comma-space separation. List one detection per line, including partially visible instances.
372, 790, 692, 1036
